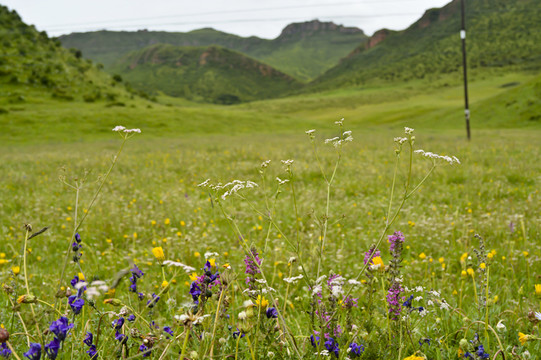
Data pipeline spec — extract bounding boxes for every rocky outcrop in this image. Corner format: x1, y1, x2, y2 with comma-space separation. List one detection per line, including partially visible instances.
276, 20, 364, 41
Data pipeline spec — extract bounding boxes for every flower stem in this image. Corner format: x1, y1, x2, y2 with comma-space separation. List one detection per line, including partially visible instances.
179, 327, 190, 360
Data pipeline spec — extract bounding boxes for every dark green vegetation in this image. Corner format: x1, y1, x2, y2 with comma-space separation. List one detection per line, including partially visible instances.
0, 5, 132, 105
59, 20, 367, 82
109, 44, 301, 103
311, 0, 541, 90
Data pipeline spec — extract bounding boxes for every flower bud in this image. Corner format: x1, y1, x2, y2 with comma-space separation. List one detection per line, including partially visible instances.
17, 294, 37, 304
0, 328, 9, 343
103, 298, 122, 306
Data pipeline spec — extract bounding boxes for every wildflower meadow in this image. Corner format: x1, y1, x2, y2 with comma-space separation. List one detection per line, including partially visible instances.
0, 122, 540, 360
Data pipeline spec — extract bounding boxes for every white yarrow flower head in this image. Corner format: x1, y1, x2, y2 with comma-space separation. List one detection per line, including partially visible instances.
305, 129, 316, 140
335, 118, 344, 126
112, 125, 141, 139
404, 127, 414, 135
276, 177, 289, 185
204, 252, 219, 259
415, 149, 460, 165
112, 126, 126, 132
260, 160, 271, 169
163, 260, 196, 273
283, 274, 303, 284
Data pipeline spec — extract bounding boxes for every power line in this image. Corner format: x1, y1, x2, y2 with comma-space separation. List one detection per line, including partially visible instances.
40, 0, 433, 29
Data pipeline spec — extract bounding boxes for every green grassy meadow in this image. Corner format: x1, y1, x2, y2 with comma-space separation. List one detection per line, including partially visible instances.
1, 68, 540, 359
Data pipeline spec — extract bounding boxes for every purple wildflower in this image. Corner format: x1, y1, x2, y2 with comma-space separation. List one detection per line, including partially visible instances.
232, 329, 245, 339
115, 331, 127, 345
349, 342, 364, 357
83, 332, 93, 346
86, 345, 97, 359
363, 248, 381, 265
147, 293, 160, 308
74, 233, 82, 243
112, 317, 125, 330
266, 307, 278, 319
244, 247, 262, 286
310, 331, 320, 347
127, 315, 136, 322
45, 338, 60, 360
23, 343, 41, 360
386, 282, 404, 320
68, 296, 84, 315
388, 231, 405, 252
139, 344, 150, 357
163, 326, 173, 338
0, 343, 11, 359
189, 282, 202, 304
49, 317, 74, 342
324, 337, 339, 358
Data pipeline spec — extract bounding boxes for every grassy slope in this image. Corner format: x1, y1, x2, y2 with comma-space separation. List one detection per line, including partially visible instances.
0, 5, 132, 104
310, 0, 541, 91
59, 22, 367, 81
110, 44, 302, 102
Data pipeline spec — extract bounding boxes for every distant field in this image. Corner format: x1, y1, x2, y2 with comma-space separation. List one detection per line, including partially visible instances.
1, 69, 539, 146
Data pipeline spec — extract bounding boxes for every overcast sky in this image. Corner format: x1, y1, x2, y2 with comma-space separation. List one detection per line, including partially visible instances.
3, 0, 451, 38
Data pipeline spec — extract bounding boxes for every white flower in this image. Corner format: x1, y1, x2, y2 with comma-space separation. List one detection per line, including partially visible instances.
204, 252, 219, 259
123, 128, 141, 133
163, 260, 196, 273
415, 286, 424, 292
267, 351, 275, 359
496, 320, 506, 332
439, 301, 450, 310
281, 159, 294, 166
534, 312, 541, 321
312, 285, 322, 296
243, 300, 254, 308
404, 127, 414, 135
283, 274, 303, 283
197, 179, 210, 187
335, 118, 344, 126
419, 309, 429, 317
276, 177, 289, 185
414, 296, 423, 302
427, 300, 434, 306
260, 160, 271, 168
255, 278, 267, 284
414, 150, 460, 165
348, 279, 362, 286
112, 126, 126, 132
175, 314, 189, 322
305, 129, 316, 135
238, 311, 247, 320
219, 338, 227, 344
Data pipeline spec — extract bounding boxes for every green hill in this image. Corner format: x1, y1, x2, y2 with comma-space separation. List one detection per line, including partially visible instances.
0, 5, 132, 104
309, 0, 541, 90
110, 44, 302, 103
59, 20, 367, 81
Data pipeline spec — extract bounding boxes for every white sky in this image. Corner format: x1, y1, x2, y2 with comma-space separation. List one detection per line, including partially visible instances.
3, 0, 451, 38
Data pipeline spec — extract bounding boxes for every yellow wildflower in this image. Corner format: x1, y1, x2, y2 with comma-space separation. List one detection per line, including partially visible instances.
0, 259, 8, 266
162, 280, 169, 288
518, 332, 529, 346
164, 218, 170, 225
460, 253, 468, 262
0, 253, 5, 258
467, 268, 474, 276
189, 273, 198, 282
208, 258, 216, 268
403, 354, 425, 360
255, 295, 269, 308
11, 266, 20, 275
419, 253, 427, 260
372, 256, 385, 270
479, 263, 486, 270
523, 251, 529, 257
487, 253, 494, 260
78, 272, 85, 281
535, 284, 541, 297
152, 247, 165, 262
438, 257, 444, 263
194, 252, 200, 258
151, 220, 156, 226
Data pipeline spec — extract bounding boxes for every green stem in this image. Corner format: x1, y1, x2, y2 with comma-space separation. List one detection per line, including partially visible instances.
179, 327, 191, 360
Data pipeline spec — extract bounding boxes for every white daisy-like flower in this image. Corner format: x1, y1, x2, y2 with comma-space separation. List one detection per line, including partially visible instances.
112, 125, 126, 132
283, 274, 303, 283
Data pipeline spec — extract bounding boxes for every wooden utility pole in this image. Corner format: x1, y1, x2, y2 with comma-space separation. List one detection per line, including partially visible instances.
460, 0, 471, 140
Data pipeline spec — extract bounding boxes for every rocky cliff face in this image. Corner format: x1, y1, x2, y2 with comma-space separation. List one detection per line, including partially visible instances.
276, 20, 364, 41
